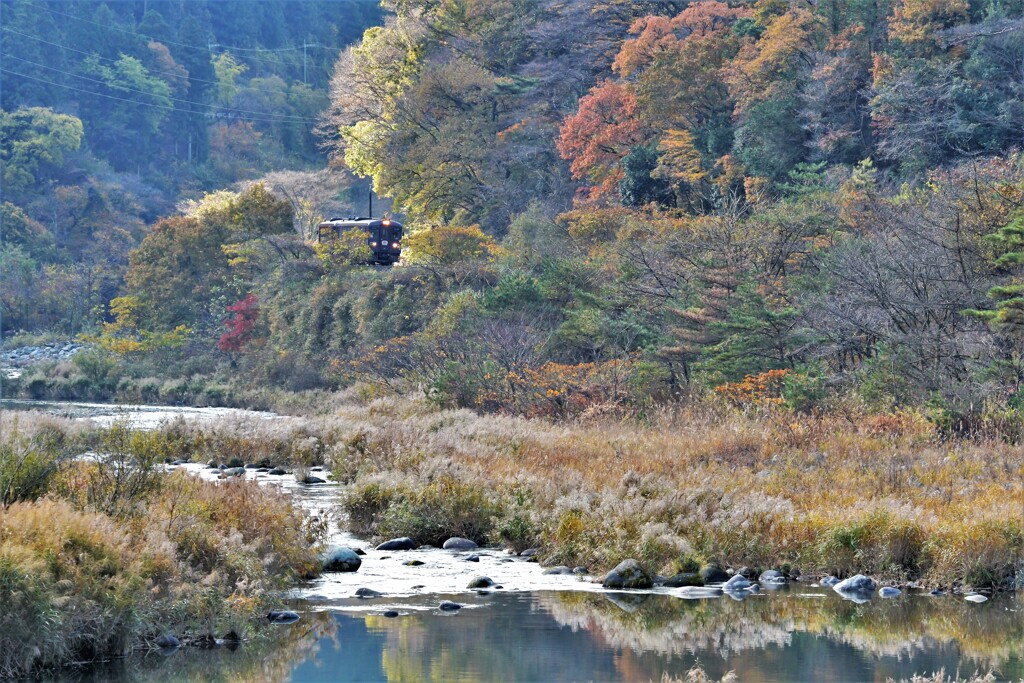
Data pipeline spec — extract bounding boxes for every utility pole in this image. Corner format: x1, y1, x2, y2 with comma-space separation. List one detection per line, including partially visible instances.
303, 41, 308, 86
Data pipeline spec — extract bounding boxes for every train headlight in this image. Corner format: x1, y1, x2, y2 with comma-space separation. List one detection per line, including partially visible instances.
371, 241, 377, 247
382, 219, 391, 226
392, 242, 400, 248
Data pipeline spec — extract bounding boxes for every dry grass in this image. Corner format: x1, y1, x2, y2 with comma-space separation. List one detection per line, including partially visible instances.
0, 414, 323, 678
305, 394, 1024, 586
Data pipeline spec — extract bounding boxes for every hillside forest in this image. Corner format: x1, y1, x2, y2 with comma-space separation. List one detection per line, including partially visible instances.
4, 0, 1024, 430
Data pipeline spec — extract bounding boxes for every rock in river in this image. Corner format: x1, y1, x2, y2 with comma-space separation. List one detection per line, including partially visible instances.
267, 610, 300, 624
759, 570, 787, 584
383, 610, 399, 618
322, 546, 361, 572
376, 537, 417, 551
154, 634, 180, 649
964, 593, 988, 603
663, 572, 702, 588
268, 467, 287, 476
879, 587, 902, 598
355, 587, 384, 598
467, 576, 495, 588
603, 559, 653, 589
723, 574, 753, 591
464, 554, 480, 562
438, 601, 463, 611
404, 559, 425, 566
542, 566, 573, 575
833, 574, 877, 594
442, 537, 478, 550
819, 575, 840, 587
699, 564, 730, 584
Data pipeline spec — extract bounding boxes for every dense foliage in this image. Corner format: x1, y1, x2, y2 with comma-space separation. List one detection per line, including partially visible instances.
0, 0, 381, 338
5, 0, 1024, 430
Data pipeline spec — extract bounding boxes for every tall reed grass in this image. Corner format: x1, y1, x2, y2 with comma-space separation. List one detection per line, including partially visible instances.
0, 412, 322, 678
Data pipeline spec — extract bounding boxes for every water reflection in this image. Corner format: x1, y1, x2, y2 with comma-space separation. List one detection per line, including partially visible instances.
285, 589, 1023, 683
72, 587, 1024, 682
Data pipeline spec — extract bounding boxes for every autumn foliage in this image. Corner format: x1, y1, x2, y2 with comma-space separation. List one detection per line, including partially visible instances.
218, 294, 260, 353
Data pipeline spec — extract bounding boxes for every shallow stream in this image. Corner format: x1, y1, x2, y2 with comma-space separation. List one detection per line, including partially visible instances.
6, 401, 1023, 682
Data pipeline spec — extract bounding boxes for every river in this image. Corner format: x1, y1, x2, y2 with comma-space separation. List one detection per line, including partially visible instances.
6, 401, 1023, 683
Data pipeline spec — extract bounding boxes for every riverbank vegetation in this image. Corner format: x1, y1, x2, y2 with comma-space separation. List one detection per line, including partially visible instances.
0, 412, 322, 678
91, 393, 1020, 591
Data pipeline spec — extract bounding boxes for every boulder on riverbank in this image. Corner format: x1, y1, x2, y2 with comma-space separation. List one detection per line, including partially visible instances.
355, 587, 384, 598
376, 537, 417, 551
442, 537, 478, 550
603, 559, 653, 589
439, 601, 462, 611
322, 546, 361, 572
467, 576, 495, 588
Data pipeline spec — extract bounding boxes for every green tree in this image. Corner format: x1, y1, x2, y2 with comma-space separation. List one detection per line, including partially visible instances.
0, 108, 83, 194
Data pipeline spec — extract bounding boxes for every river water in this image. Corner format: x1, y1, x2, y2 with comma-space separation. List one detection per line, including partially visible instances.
6, 401, 1023, 683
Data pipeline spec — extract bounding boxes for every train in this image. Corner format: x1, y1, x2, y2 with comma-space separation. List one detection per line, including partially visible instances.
317, 216, 403, 265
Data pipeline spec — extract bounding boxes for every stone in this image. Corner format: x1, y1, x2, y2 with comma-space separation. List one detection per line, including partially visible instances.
699, 564, 730, 584
302, 476, 326, 484
355, 587, 383, 598
723, 574, 753, 591
404, 559, 425, 566
735, 566, 754, 578
520, 548, 540, 557
663, 572, 703, 588
542, 566, 573, 575
442, 537, 478, 550
354, 548, 367, 556
383, 610, 400, 618
879, 587, 902, 598
464, 554, 480, 562
819, 576, 840, 587
602, 559, 654, 589
833, 574, 877, 594
438, 601, 462, 611
573, 567, 588, 575
759, 570, 787, 584
268, 467, 287, 475
267, 610, 300, 624
154, 634, 180, 649
206, 460, 218, 469
376, 537, 417, 551
224, 467, 246, 477
964, 593, 988, 603
244, 463, 260, 469
467, 576, 495, 588
322, 546, 361, 572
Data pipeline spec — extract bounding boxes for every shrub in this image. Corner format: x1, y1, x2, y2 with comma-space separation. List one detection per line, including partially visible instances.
0, 420, 66, 506
342, 474, 500, 546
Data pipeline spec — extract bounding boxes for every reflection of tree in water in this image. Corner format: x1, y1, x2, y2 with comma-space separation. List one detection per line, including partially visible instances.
545, 592, 794, 658
541, 591, 1024, 671
72, 611, 339, 683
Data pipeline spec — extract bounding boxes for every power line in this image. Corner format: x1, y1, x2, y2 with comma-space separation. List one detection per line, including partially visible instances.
0, 67, 320, 126
1, 26, 323, 99
2, 53, 318, 122
40, 5, 296, 69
